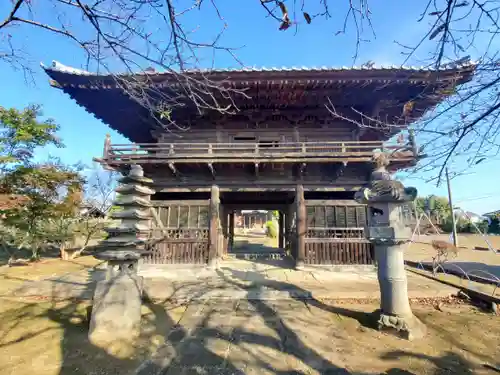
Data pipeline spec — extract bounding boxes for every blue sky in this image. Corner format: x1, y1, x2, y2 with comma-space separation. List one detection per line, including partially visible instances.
0, 0, 498, 214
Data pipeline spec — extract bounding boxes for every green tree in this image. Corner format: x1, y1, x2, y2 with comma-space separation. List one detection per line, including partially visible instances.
0, 160, 84, 259
0, 105, 62, 170
414, 195, 450, 223
0, 106, 84, 261
488, 214, 500, 234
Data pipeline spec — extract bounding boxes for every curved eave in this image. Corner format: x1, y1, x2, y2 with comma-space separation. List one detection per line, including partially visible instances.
43, 64, 476, 143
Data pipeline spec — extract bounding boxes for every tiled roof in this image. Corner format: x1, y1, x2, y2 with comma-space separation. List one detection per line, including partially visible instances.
42, 60, 476, 76
42, 60, 476, 143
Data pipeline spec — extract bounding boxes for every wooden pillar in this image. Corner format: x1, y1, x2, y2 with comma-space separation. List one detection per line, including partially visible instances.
287, 202, 295, 255
284, 211, 289, 250
209, 185, 220, 266
229, 210, 235, 252
296, 184, 306, 268
220, 206, 228, 257
278, 211, 284, 249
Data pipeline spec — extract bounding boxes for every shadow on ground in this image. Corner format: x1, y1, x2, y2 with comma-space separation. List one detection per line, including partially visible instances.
1, 264, 498, 374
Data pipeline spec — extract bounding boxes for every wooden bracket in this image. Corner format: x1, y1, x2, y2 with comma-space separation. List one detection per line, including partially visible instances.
299, 162, 307, 177
208, 163, 216, 178
168, 162, 177, 176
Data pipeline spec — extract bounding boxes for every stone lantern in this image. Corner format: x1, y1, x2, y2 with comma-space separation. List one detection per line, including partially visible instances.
355, 153, 426, 340
88, 164, 155, 346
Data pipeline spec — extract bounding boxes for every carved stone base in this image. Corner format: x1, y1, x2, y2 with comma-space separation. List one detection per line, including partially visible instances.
89, 274, 143, 348
377, 311, 427, 340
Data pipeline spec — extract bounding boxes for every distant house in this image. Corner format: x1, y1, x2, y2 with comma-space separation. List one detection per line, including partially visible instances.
483, 210, 500, 218
79, 201, 107, 218
234, 210, 268, 228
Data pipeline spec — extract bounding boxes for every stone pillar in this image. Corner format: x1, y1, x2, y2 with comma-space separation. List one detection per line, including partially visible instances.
355, 153, 426, 340
296, 184, 306, 269
89, 164, 154, 347
209, 185, 220, 267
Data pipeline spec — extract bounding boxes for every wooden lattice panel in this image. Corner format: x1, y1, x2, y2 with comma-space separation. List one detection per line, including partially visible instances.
304, 241, 374, 265
150, 228, 209, 240
143, 238, 209, 264
306, 228, 365, 239
151, 205, 209, 229
306, 205, 368, 229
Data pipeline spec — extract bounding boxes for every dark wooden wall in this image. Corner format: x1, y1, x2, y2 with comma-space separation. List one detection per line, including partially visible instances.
143, 200, 210, 264
142, 196, 374, 267
302, 200, 374, 265
156, 120, 357, 144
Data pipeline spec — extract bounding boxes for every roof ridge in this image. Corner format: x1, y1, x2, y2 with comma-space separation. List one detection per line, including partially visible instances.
41, 60, 478, 77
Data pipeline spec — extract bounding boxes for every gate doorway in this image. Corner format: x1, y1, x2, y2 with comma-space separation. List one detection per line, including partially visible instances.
220, 192, 294, 265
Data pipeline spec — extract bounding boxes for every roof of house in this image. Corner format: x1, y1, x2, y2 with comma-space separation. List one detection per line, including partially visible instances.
483, 210, 500, 217
43, 61, 476, 143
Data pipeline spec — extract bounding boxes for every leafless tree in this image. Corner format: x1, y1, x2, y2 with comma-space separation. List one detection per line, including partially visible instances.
2, 0, 500, 182
0, 0, 250, 134
261, 1, 500, 183
74, 164, 118, 256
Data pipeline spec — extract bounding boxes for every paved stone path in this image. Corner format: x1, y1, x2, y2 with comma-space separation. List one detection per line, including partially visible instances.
136, 298, 361, 375
7, 258, 458, 302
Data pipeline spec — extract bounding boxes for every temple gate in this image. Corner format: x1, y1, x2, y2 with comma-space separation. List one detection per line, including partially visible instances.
43, 63, 475, 270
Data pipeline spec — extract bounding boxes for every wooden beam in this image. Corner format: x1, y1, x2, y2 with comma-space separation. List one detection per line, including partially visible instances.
102, 156, 415, 165
296, 184, 306, 269
151, 200, 210, 206
155, 186, 364, 193
305, 199, 363, 206
223, 203, 288, 211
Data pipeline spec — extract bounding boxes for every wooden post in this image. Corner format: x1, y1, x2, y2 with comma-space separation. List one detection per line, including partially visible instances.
278, 211, 284, 249
284, 211, 289, 250
220, 206, 228, 257
209, 184, 220, 267
296, 184, 306, 269
103, 134, 111, 158
228, 210, 235, 253
287, 202, 295, 256
446, 168, 458, 247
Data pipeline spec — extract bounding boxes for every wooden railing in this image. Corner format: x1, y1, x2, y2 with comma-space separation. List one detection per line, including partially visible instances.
304, 227, 374, 265
100, 136, 416, 164
305, 227, 369, 241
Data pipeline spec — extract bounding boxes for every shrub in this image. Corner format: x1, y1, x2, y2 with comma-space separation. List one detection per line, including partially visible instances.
473, 220, 489, 234
440, 216, 490, 234
265, 220, 278, 238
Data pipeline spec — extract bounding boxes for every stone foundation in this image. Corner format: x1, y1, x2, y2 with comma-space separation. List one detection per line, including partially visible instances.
89, 274, 143, 346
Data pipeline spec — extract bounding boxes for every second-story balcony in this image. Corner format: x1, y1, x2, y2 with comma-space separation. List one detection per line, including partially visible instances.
96, 138, 417, 168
